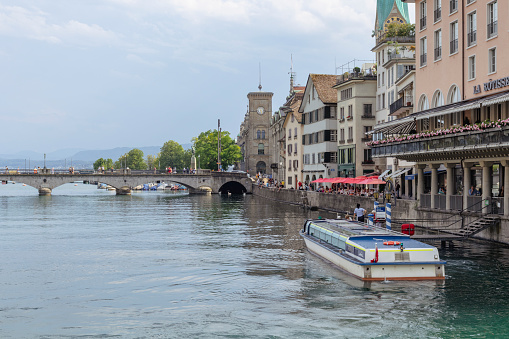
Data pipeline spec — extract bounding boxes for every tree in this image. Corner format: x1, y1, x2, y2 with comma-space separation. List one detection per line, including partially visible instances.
159, 140, 186, 170
192, 129, 242, 170
146, 154, 158, 170
114, 149, 146, 170
93, 158, 113, 170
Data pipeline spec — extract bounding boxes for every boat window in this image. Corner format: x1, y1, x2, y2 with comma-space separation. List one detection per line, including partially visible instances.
354, 247, 365, 259
346, 244, 354, 254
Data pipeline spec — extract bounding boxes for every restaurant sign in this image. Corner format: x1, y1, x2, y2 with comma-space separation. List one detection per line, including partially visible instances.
474, 76, 509, 94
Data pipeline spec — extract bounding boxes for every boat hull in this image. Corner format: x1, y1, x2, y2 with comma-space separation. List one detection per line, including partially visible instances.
302, 233, 445, 281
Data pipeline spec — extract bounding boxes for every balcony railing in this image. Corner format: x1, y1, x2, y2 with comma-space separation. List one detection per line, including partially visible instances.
487, 21, 498, 39
336, 73, 376, 86
362, 160, 375, 165
361, 115, 375, 120
420, 16, 427, 30
420, 53, 427, 66
371, 126, 509, 159
467, 30, 477, 46
389, 96, 413, 115
450, 0, 457, 13
434, 46, 442, 60
434, 8, 442, 22
376, 31, 415, 46
450, 39, 458, 54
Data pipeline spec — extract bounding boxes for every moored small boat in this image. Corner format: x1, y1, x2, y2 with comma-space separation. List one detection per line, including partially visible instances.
300, 219, 446, 281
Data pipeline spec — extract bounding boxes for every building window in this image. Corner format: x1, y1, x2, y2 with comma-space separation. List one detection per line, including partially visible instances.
287, 176, 292, 185
434, 115, 445, 129
261, 130, 265, 139
382, 93, 386, 108
294, 143, 297, 155
330, 152, 337, 163
468, 55, 476, 80
467, 11, 477, 47
288, 160, 292, 171
450, 0, 458, 14
434, 0, 441, 22
330, 130, 337, 142
487, 1, 498, 39
288, 128, 291, 139
256, 130, 261, 139
347, 105, 353, 118
432, 90, 444, 108
420, 1, 427, 30
340, 88, 352, 100
363, 104, 373, 117
312, 153, 315, 164
294, 127, 297, 138
420, 37, 427, 66
340, 107, 345, 120
448, 85, 461, 103
451, 111, 462, 125
339, 149, 345, 164
434, 29, 442, 60
450, 21, 458, 54
258, 144, 264, 155
382, 72, 385, 86
488, 47, 496, 74
363, 149, 372, 163
288, 143, 292, 154
347, 148, 354, 164
418, 94, 430, 111
347, 127, 353, 141
340, 128, 345, 142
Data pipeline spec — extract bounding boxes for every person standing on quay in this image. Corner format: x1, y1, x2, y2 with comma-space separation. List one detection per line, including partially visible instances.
354, 204, 366, 223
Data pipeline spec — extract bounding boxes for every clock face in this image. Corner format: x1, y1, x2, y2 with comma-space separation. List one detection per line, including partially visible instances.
384, 16, 405, 30
257, 107, 264, 115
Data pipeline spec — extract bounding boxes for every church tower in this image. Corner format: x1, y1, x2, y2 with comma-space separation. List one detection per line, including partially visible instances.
374, 0, 411, 38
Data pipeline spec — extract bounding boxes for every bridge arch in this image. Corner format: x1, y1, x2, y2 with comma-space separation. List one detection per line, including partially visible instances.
218, 181, 248, 195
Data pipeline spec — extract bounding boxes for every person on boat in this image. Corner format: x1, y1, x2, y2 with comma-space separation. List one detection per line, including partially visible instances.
354, 204, 366, 222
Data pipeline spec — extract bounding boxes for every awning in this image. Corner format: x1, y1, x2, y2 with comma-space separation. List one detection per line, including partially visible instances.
482, 92, 509, 106
371, 119, 416, 135
387, 168, 412, 179
379, 169, 391, 180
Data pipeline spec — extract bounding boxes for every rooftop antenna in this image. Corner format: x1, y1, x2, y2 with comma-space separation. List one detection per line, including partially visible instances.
289, 54, 296, 95
258, 62, 262, 91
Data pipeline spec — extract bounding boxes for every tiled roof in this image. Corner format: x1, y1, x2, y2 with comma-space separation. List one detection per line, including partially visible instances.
310, 74, 338, 104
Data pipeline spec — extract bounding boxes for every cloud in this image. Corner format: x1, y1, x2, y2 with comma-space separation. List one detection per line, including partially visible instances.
0, 5, 119, 47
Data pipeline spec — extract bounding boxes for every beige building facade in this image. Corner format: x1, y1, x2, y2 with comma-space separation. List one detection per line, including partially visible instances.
334, 66, 377, 177
282, 88, 305, 188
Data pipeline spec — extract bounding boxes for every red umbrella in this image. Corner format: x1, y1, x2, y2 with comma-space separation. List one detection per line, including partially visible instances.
330, 177, 346, 183
358, 178, 386, 185
311, 177, 326, 183
343, 176, 368, 184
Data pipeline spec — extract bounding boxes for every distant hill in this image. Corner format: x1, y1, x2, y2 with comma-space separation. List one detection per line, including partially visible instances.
0, 144, 194, 169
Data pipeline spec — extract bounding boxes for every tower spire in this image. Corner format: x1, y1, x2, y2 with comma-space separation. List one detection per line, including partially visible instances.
289, 54, 296, 95
258, 62, 262, 91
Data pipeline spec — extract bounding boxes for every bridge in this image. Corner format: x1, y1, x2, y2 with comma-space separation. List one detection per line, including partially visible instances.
0, 169, 253, 195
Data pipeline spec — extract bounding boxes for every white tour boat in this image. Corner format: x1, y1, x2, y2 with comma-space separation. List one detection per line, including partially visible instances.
301, 219, 446, 281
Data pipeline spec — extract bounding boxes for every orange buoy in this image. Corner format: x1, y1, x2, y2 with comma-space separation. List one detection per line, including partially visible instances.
383, 241, 401, 246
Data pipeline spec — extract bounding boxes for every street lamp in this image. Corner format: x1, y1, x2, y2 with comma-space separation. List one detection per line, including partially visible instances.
198, 155, 200, 169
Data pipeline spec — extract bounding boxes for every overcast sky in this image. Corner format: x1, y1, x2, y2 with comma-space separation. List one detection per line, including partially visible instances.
0, 0, 414, 154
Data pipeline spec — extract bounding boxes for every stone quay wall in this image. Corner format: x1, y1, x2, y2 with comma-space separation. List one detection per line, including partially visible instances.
253, 186, 509, 245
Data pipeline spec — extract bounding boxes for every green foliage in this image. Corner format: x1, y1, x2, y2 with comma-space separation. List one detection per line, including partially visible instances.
159, 140, 186, 170
146, 154, 158, 170
93, 158, 113, 170
386, 23, 415, 37
114, 149, 146, 170
192, 129, 242, 170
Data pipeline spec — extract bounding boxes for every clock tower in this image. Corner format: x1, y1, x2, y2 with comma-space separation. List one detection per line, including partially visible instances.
374, 0, 411, 37
244, 89, 273, 175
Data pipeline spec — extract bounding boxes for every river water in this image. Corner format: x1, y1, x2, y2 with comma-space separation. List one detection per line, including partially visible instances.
0, 183, 508, 338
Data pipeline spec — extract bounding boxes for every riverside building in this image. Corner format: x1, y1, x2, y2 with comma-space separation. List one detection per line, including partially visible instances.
299, 74, 338, 185
333, 63, 377, 177
371, 0, 509, 225
372, 0, 417, 196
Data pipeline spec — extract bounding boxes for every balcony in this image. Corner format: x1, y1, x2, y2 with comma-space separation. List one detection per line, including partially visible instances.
376, 31, 416, 46
361, 115, 375, 120
434, 7, 441, 22
371, 126, 509, 162
335, 72, 377, 86
389, 96, 413, 116
450, 39, 458, 54
434, 46, 442, 61
420, 53, 427, 67
467, 30, 477, 47
487, 21, 498, 39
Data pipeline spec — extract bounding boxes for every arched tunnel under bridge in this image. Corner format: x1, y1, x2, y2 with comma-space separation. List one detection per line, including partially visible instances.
218, 181, 248, 195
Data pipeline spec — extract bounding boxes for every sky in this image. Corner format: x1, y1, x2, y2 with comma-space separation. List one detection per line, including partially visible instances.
0, 0, 414, 154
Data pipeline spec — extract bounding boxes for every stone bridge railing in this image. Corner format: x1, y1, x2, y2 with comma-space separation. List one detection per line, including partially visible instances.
0, 171, 253, 196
